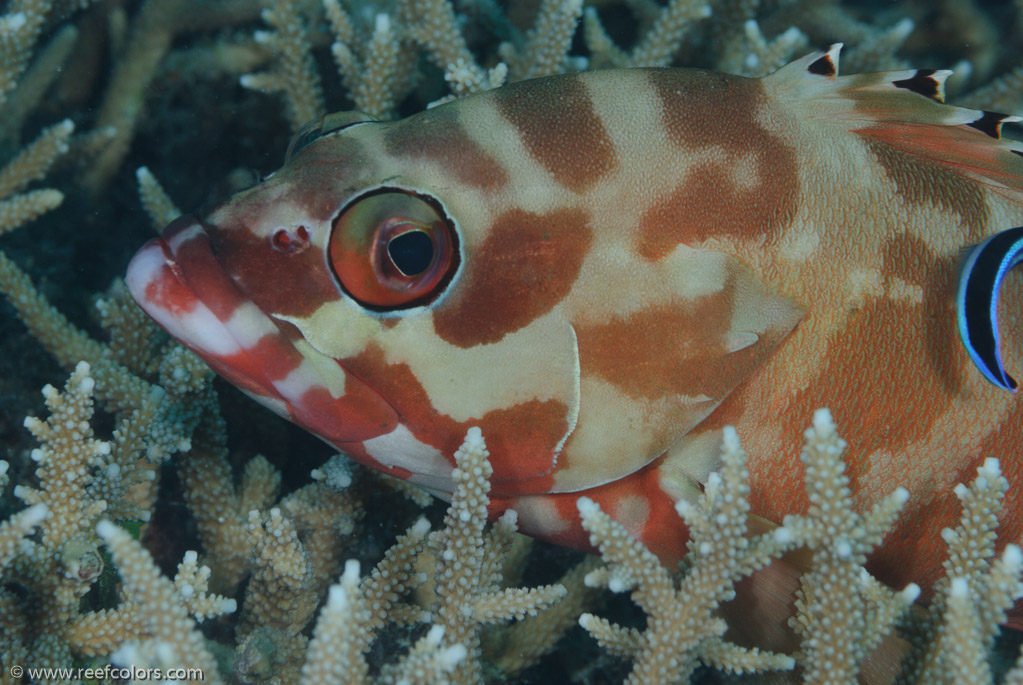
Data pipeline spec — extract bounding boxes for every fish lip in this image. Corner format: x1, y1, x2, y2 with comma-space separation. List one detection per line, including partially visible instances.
126, 215, 398, 443
126, 215, 255, 363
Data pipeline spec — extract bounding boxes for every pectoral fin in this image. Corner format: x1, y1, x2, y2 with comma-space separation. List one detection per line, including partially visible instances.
553, 248, 805, 492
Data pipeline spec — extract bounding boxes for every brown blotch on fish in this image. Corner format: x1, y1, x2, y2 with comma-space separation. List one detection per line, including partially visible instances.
432, 207, 593, 347
384, 105, 508, 191
575, 283, 773, 403
495, 74, 618, 193
782, 295, 957, 481
205, 221, 340, 319
477, 398, 568, 491
640, 70, 799, 257
635, 159, 789, 261
863, 138, 989, 236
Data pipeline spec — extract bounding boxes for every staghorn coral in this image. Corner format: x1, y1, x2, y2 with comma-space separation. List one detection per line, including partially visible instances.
584, 0, 711, 68
3, 1, 1023, 683
0, 503, 47, 573
898, 458, 1023, 685
0, 361, 209, 679
3, 363, 124, 671
301, 555, 462, 685
576, 412, 1023, 684
241, 0, 325, 132
321, 1, 401, 121
4, 365, 1023, 682
482, 554, 604, 677
84, 0, 262, 194
68, 545, 236, 660
0, 0, 55, 106
0, 119, 70, 235
424, 427, 568, 684
298, 430, 567, 683
779, 410, 921, 683
95, 519, 230, 682
135, 166, 180, 232
576, 425, 796, 683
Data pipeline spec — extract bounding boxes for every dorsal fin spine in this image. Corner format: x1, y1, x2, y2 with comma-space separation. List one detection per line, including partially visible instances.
892, 69, 952, 103
967, 111, 1023, 140
804, 43, 842, 78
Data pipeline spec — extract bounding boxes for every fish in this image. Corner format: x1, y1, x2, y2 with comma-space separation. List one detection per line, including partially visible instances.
958, 224, 1023, 390
125, 45, 1023, 606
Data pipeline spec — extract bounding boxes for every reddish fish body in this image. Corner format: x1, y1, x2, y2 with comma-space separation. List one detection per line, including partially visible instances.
127, 48, 1023, 602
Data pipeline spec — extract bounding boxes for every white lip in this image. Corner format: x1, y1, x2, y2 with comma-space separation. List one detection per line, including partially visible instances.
125, 217, 400, 445
127, 237, 247, 358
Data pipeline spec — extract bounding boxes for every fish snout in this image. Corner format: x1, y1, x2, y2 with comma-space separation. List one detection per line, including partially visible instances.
126, 215, 398, 444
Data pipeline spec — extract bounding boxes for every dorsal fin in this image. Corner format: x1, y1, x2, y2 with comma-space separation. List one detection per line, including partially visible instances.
966, 110, 1022, 140
892, 69, 948, 102
772, 43, 843, 83
805, 44, 841, 78
764, 46, 1023, 197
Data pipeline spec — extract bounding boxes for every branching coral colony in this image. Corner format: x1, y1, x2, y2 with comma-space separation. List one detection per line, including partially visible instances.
3, 0, 1023, 683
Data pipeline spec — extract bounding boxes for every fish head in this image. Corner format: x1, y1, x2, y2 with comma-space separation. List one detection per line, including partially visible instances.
125, 108, 585, 495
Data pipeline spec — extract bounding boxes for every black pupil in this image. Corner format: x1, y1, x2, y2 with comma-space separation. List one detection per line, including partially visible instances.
387, 230, 434, 276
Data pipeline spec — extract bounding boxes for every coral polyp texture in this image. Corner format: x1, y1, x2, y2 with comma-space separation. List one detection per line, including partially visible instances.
3, 0, 1023, 683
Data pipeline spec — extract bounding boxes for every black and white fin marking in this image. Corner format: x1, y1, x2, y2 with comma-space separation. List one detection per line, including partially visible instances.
806, 44, 842, 78
892, 69, 952, 103
966, 111, 1022, 140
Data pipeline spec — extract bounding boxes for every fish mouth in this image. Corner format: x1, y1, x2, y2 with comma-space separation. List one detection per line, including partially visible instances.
126, 215, 398, 444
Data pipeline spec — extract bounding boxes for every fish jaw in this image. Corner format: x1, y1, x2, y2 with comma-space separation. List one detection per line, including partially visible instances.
126, 214, 399, 444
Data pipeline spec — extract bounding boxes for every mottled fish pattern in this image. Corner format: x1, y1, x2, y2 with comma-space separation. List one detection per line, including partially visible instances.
127, 46, 1023, 601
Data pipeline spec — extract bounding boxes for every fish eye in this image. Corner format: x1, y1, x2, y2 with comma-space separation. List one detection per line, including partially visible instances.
329, 190, 458, 310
